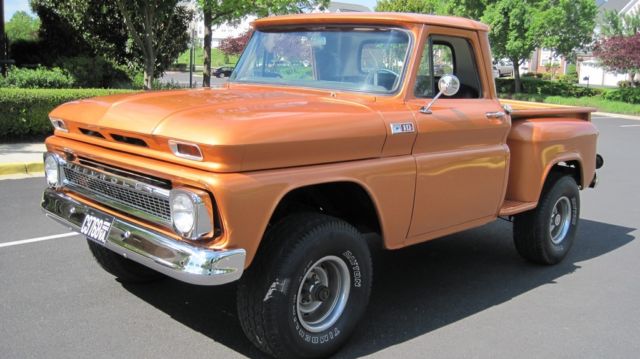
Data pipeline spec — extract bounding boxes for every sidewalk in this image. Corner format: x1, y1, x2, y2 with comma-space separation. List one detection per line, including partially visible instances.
0, 143, 46, 175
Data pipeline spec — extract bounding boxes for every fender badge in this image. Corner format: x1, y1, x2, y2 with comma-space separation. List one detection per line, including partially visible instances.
390, 122, 415, 135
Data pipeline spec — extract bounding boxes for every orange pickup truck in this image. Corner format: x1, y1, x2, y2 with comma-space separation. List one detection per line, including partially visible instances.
41, 13, 603, 358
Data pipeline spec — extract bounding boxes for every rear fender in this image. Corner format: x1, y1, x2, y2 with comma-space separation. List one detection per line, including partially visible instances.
506, 118, 597, 202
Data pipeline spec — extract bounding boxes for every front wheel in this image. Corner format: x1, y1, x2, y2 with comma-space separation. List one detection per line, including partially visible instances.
237, 213, 372, 358
513, 174, 580, 264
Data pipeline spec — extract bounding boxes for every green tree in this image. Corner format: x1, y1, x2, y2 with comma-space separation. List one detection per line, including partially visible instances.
197, 0, 328, 87
534, 0, 597, 60
600, 10, 640, 38
31, 0, 191, 90
5, 11, 41, 42
376, 0, 491, 20
482, 0, 540, 93
114, 0, 191, 89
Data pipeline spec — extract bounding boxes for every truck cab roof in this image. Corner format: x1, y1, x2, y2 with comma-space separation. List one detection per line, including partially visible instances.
252, 12, 490, 32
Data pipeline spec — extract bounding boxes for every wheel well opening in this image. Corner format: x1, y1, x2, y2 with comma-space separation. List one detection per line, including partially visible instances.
550, 160, 582, 188
269, 182, 382, 236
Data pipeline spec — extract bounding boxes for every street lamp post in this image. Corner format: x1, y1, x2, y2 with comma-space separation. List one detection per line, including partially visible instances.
1, 0, 7, 76
188, 23, 196, 88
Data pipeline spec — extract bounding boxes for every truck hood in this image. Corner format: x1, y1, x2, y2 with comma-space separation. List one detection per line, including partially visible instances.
50, 87, 387, 172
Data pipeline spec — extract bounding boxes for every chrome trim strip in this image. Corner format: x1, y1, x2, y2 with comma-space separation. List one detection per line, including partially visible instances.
78, 157, 170, 189
168, 140, 204, 161
41, 189, 245, 286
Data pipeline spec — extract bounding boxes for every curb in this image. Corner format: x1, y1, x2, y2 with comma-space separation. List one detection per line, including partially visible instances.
593, 112, 640, 121
0, 162, 44, 175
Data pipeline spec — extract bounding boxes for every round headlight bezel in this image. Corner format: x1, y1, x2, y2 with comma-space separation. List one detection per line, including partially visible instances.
169, 188, 214, 240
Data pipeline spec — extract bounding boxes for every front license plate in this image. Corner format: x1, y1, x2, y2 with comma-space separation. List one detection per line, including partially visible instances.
80, 211, 113, 245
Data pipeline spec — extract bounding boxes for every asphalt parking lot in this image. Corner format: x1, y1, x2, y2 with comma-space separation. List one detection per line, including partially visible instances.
1, 115, 638, 359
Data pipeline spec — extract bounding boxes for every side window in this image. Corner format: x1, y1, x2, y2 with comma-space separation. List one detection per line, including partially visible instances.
414, 35, 482, 99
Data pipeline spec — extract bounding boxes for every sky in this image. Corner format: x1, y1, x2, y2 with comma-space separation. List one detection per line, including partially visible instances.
3, 0, 379, 22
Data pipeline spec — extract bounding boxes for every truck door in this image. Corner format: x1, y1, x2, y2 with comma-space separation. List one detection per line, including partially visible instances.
405, 29, 510, 238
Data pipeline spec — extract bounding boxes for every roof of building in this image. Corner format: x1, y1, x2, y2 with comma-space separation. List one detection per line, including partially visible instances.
327, 2, 371, 12
253, 12, 489, 32
599, 0, 632, 13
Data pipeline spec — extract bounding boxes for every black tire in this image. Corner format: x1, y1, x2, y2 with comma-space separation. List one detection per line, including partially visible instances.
237, 213, 373, 359
87, 240, 164, 283
513, 174, 580, 265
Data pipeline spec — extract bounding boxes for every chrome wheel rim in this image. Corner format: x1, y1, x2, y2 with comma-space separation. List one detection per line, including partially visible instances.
296, 255, 351, 333
549, 196, 572, 245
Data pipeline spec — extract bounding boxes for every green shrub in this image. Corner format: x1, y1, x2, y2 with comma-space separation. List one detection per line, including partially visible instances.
557, 73, 578, 84
495, 78, 599, 97
0, 88, 138, 141
602, 87, 640, 104
55, 56, 131, 88
617, 80, 640, 88
1, 66, 75, 88
522, 72, 544, 79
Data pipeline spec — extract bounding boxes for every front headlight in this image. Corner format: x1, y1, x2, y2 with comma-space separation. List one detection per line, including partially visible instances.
43, 152, 62, 187
169, 188, 214, 239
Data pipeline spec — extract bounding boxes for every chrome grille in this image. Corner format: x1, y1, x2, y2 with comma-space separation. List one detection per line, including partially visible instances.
62, 162, 171, 224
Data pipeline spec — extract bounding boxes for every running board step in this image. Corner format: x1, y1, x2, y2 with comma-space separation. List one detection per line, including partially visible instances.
499, 200, 537, 216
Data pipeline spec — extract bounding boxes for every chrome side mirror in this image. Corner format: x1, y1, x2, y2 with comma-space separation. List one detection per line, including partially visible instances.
420, 74, 461, 114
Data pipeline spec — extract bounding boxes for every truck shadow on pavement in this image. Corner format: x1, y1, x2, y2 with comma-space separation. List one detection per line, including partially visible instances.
121, 218, 635, 358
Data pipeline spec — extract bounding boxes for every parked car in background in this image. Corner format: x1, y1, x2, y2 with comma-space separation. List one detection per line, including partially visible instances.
213, 66, 234, 78
492, 64, 500, 78
494, 59, 514, 77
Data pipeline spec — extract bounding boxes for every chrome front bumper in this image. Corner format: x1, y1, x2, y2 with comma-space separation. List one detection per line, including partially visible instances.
41, 188, 245, 286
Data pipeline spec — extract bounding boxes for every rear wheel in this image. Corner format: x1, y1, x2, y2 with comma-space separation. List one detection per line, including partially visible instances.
237, 213, 372, 358
87, 240, 164, 283
513, 174, 580, 264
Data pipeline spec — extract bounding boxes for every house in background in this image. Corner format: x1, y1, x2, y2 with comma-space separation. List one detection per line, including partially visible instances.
528, 48, 567, 76
577, 0, 639, 87
317, 2, 371, 12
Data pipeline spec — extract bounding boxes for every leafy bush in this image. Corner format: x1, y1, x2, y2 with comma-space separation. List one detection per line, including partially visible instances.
9, 39, 47, 66
495, 78, 600, 97
522, 73, 544, 79
557, 73, 578, 84
602, 87, 640, 104
55, 56, 131, 88
1, 66, 75, 88
617, 80, 640, 88
0, 88, 137, 141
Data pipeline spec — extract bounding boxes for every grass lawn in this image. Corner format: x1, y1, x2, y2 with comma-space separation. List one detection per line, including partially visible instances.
543, 96, 640, 116
500, 93, 640, 116
176, 47, 239, 67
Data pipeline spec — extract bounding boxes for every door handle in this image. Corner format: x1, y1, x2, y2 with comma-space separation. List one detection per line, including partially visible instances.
486, 111, 506, 119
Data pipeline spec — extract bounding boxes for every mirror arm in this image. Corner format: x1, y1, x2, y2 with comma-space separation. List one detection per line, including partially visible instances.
419, 90, 444, 114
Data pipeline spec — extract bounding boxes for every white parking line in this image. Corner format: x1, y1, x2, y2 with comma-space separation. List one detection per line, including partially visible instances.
620, 124, 640, 128
0, 232, 78, 248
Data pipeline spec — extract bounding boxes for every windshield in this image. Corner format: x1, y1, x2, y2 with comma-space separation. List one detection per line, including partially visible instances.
230, 27, 411, 94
